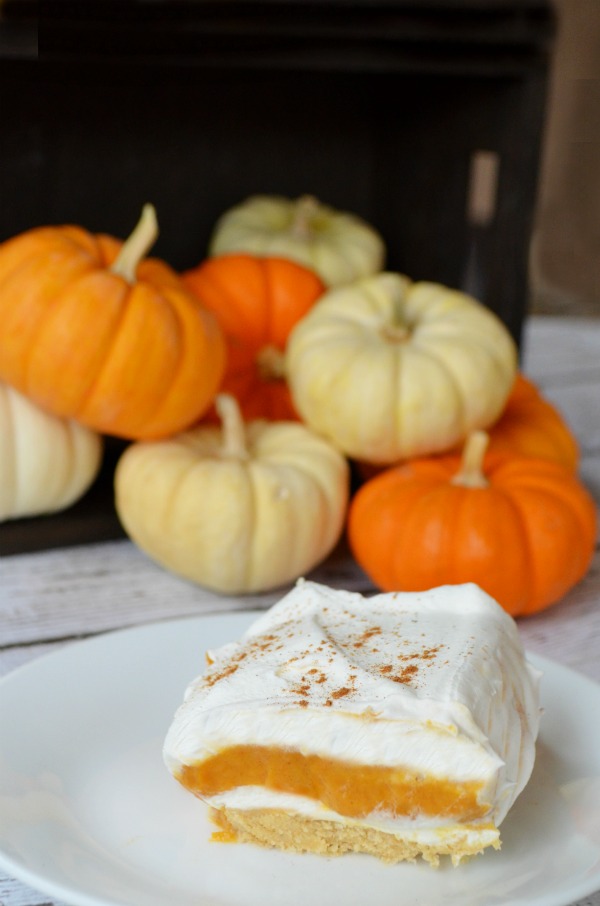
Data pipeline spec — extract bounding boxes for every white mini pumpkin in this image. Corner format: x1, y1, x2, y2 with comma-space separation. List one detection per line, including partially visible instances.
0, 383, 103, 521
286, 273, 518, 463
114, 394, 350, 593
209, 194, 385, 287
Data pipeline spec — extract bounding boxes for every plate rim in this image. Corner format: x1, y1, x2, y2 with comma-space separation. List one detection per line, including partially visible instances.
1, 611, 599, 906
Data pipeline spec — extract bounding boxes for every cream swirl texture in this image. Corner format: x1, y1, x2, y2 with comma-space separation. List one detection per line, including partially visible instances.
164, 580, 540, 831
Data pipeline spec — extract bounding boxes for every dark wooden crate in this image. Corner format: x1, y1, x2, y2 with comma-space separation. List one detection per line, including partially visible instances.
0, 0, 554, 554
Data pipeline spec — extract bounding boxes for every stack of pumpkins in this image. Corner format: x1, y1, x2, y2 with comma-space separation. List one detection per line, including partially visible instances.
0, 195, 596, 618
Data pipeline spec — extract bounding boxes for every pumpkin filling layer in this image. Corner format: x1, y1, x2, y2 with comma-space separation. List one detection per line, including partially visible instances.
163, 581, 541, 864
178, 744, 488, 822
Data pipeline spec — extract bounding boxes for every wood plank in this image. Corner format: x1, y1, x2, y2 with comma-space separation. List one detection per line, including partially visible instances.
531, 382, 600, 455
522, 316, 600, 380
0, 874, 67, 906
580, 454, 600, 501
2, 538, 599, 681
0, 540, 277, 646
0, 538, 374, 647
518, 549, 600, 683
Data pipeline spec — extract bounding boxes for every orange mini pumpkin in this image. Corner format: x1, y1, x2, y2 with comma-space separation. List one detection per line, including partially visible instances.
0, 205, 226, 440
184, 253, 324, 421
487, 373, 579, 470
348, 431, 597, 617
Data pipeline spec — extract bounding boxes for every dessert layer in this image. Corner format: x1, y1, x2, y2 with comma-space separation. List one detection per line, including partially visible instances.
210, 807, 500, 867
177, 743, 489, 821
164, 582, 539, 845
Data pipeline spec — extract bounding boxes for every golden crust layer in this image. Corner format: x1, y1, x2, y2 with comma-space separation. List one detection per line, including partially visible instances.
210, 807, 500, 867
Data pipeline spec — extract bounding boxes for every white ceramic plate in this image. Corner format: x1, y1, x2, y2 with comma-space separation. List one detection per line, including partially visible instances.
1, 613, 599, 906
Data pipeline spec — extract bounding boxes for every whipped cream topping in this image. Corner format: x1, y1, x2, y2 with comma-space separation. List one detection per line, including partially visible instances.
164, 581, 540, 829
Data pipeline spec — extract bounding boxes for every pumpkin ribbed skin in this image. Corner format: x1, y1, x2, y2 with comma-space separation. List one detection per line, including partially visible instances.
209, 194, 385, 287
286, 273, 518, 463
115, 395, 349, 594
184, 254, 324, 421
357, 373, 580, 481
0, 220, 226, 440
0, 382, 102, 520
348, 438, 597, 617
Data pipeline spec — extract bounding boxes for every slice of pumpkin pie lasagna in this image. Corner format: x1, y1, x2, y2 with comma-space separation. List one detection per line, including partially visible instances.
163, 580, 540, 865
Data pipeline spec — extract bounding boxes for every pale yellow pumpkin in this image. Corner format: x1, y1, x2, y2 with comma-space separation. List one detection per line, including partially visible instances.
286, 273, 518, 463
114, 394, 350, 594
0, 383, 103, 520
209, 194, 385, 287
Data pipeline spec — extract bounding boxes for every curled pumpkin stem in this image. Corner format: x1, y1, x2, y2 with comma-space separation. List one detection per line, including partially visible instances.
451, 430, 490, 488
111, 203, 158, 283
216, 393, 249, 460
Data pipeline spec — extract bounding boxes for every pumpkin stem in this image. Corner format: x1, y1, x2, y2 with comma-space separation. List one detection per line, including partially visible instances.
451, 430, 490, 488
216, 393, 249, 460
111, 203, 158, 283
256, 345, 286, 381
381, 275, 411, 343
290, 195, 321, 239
381, 323, 410, 342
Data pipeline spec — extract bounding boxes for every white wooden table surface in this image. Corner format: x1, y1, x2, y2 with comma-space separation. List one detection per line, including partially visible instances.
1, 314, 599, 906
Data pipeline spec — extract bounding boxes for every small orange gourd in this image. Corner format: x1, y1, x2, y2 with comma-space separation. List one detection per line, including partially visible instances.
0, 205, 226, 440
348, 431, 597, 617
487, 374, 579, 470
184, 253, 324, 421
